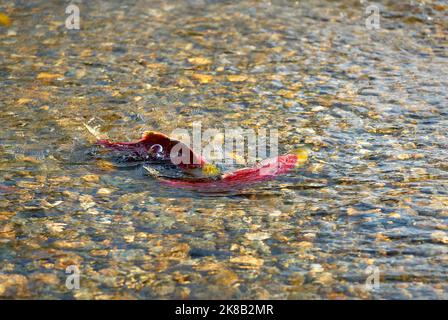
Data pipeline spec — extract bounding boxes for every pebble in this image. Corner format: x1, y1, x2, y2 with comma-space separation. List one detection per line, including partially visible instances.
310, 264, 324, 273
431, 231, 448, 244
227, 75, 248, 82
212, 269, 239, 286
192, 74, 213, 84
0, 223, 15, 239
0, 274, 29, 298
29, 273, 59, 286
188, 57, 212, 66
0, 211, 16, 221
245, 232, 270, 241
36, 72, 62, 81
230, 256, 264, 269
97, 188, 113, 196
82, 174, 100, 183
314, 272, 334, 285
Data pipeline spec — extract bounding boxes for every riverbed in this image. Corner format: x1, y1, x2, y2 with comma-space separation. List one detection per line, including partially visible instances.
0, 0, 447, 299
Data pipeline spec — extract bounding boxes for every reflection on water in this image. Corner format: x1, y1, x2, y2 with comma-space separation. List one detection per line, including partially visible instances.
0, 0, 447, 299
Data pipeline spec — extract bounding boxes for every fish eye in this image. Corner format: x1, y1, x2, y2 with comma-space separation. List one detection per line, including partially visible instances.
149, 144, 164, 158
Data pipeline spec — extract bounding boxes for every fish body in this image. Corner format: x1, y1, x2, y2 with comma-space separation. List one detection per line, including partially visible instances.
97, 130, 308, 192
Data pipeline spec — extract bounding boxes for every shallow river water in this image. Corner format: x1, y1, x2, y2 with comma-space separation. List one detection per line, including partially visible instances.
0, 0, 447, 299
